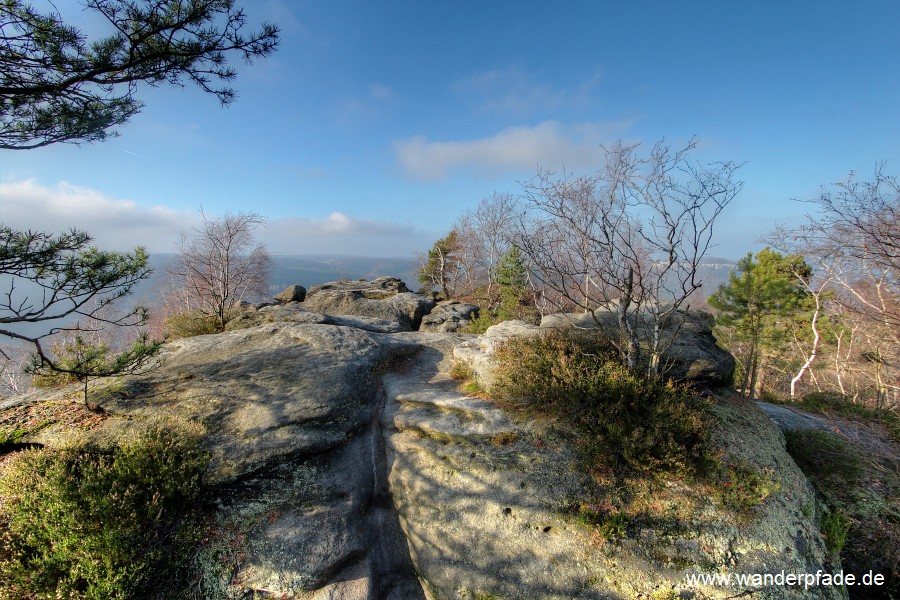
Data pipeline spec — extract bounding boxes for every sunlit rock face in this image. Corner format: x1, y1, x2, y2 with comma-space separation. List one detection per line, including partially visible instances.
302, 276, 436, 331
7, 279, 838, 599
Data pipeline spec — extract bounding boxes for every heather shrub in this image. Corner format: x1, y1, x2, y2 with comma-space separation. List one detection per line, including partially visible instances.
0, 426, 209, 600
492, 331, 712, 477
164, 311, 221, 339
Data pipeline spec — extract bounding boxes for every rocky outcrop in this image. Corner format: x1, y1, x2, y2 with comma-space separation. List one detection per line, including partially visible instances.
16, 322, 425, 597
1, 278, 841, 599
303, 277, 435, 331
418, 300, 479, 332
387, 334, 839, 599
541, 308, 735, 385
274, 284, 306, 303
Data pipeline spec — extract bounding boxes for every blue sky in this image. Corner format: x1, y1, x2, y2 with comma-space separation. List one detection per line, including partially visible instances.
1, 0, 898, 260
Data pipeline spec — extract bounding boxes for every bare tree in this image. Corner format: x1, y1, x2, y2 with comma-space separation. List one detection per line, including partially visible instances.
169, 211, 271, 331
776, 166, 899, 406
453, 192, 519, 301
518, 139, 742, 374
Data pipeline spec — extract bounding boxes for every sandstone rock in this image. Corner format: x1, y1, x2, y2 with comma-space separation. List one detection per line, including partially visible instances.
451, 320, 545, 392
274, 284, 307, 303
2, 299, 837, 599
304, 277, 435, 331
385, 333, 841, 600
540, 308, 735, 385
418, 300, 479, 332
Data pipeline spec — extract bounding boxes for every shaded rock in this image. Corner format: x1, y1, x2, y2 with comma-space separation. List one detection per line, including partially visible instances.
540, 308, 735, 385
275, 284, 307, 303
304, 277, 435, 331
418, 300, 479, 332
451, 320, 544, 392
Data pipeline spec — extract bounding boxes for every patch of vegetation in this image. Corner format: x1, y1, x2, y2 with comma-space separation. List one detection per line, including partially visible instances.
784, 429, 864, 486
490, 431, 518, 446
448, 359, 485, 396
0, 401, 107, 450
164, 311, 222, 339
576, 506, 630, 540
462, 380, 485, 395
797, 392, 900, 443
449, 360, 474, 381
0, 429, 26, 446
712, 462, 781, 515
784, 428, 899, 598
0, 426, 209, 600
462, 310, 499, 334
492, 330, 713, 478
460, 301, 540, 335
819, 509, 851, 558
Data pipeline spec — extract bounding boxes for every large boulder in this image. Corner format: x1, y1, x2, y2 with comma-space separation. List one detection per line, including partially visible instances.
12, 322, 424, 598
386, 334, 841, 600
303, 277, 435, 331
540, 308, 735, 385
418, 300, 479, 332
274, 284, 306, 303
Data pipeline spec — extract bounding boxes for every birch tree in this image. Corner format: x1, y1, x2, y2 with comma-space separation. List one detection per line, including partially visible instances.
517, 139, 741, 374
169, 211, 271, 331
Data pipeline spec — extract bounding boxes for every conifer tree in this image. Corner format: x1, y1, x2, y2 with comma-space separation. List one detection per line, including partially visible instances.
418, 231, 460, 300
494, 246, 529, 319
708, 248, 812, 398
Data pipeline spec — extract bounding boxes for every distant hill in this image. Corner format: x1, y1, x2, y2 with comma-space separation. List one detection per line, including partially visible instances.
1, 253, 734, 341
134, 254, 420, 303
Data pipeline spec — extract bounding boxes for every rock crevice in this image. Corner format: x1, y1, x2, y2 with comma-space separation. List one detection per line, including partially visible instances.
2, 278, 843, 599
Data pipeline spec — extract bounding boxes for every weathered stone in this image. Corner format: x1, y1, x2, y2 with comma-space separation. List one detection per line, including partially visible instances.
275, 284, 307, 303
2, 283, 839, 600
386, 333, 840, 600
418, 300, 479, 332
540, 308, 735, 385
304, 277, 435, 331
452, 320, 545, 392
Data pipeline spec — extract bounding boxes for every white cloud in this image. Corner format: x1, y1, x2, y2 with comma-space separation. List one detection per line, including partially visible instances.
394, 120, 633, 181
333, 82, 397, 123
0, 180, 432, 258
0, 179, 194, 252
454, 67, 602, 116
266, 212, 430, 256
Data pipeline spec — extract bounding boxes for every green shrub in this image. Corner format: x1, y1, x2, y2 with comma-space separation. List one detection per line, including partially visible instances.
164, 311, 221, 339
0, 426, 209, 599
784, 429, 864, 487
819, 509, 851, 558
462, 310, 498, 334
713, 462, 781, 514
492, 331, 712, 478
